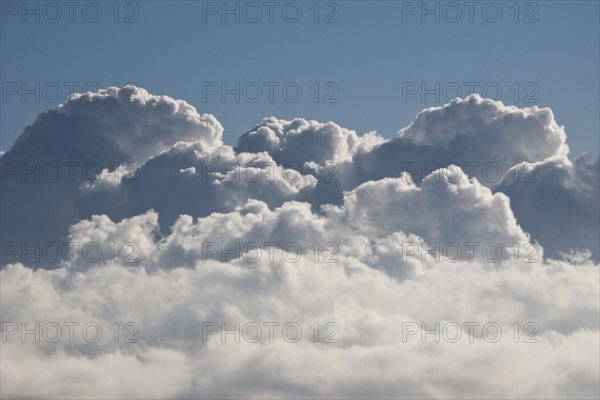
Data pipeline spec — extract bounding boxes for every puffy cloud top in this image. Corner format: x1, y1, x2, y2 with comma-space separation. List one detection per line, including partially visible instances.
351, 95, 569, 189
326, 168, 530, 251
398, 95, 567, 160
236, 117, 383, 165
12, 85, 223, 164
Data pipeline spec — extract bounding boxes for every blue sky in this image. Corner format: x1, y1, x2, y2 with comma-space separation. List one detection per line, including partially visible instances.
1, 0, 599, 158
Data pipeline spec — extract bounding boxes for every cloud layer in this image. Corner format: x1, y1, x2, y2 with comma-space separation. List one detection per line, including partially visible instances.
1, 86, 598, 398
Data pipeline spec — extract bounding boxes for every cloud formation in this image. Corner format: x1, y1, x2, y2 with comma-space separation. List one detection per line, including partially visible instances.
0, 86, 223, 265
235, 116, 383, 165
349, 96, 568, 187
1, 87, 598, 398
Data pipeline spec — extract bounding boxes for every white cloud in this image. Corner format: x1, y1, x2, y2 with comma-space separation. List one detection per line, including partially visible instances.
235, 117, 383, 165
0, 86, 223, 265
1, 87, 599, 398
325, 168, 530, 251
2, 235, 598, 398
349, 95, 569, 189
62, 85, 224, 161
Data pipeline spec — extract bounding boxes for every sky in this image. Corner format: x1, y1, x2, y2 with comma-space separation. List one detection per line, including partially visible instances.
1, 0, 599, 159
1, 1, 599, 398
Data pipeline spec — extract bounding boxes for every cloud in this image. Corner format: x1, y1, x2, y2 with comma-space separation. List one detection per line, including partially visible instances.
1, 86, 222, 266
2, 217, 598, 397
1, 86, 599, 398
349, 96, 568, 188
76, 141, 318, 234
325, 168, 530, 248
3, 88, 595, 264
7, 85, 222, 164
496, 155, 600, 258
235, 116, 383, 166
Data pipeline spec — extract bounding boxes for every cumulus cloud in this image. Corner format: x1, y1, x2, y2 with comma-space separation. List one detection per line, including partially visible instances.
0, 86, 222, 265
1, 87, 599, 398
76, 141, 318, 234
235, 116, 383, 165
325, 168, 530, 248
2, 213, 598, 397
7, 85, 222, 164
349, 96, 568, 188
3, 89, 596, 264
497, 155, 600, 258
